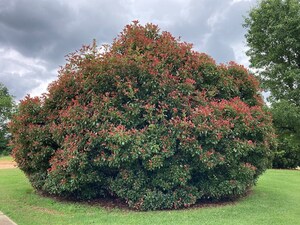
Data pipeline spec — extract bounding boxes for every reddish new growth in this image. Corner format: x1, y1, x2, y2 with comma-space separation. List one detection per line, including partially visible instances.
9, 21, 276, 211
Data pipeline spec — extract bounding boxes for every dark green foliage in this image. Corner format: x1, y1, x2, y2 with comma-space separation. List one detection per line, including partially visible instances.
0, 83, 14, 155
271, 101, 300, 168
244, 0, 300, 102
10, 22, 276, 210
244, 0, 300, 168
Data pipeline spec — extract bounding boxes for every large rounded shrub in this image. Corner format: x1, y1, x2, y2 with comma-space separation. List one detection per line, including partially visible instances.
10, 22, 276, 210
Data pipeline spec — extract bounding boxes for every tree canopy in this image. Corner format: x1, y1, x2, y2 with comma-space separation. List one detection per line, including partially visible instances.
244, 0, 300, 168
0, 83, 14, 154
244, 0, 300, 103
271, 100, 300, 168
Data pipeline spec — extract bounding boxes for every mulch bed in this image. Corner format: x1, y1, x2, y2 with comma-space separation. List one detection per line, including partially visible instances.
37, 189, 251, 212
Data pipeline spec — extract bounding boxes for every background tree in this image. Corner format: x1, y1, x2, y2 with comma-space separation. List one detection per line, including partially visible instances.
271, 100, 300, 168
244, 0, 300, 168
0, 83, 15, 155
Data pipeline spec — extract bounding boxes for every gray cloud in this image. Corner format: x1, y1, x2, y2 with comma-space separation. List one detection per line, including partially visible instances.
0, 0, 71, 63
0, 0, 130, 66
0, 0, 255, 100
0, 72, 40, 98
201, 0, 254, 63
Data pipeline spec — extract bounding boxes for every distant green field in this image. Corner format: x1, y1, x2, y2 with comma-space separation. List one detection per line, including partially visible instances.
0, 167, 299, 225
0, 155, 13, 161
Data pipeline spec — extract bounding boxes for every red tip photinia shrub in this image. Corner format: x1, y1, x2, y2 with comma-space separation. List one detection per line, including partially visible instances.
9, 22, 276, 210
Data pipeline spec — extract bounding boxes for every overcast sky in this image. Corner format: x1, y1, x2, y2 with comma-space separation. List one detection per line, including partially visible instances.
0, 0, 257, 100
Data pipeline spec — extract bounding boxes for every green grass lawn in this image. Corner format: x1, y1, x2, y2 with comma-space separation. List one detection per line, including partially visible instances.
0, 155, 13, 161
0, 166, 299, 225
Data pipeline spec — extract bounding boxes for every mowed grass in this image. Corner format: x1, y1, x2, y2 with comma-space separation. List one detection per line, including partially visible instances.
0, 164, 299, 225
0, 155, 14, 162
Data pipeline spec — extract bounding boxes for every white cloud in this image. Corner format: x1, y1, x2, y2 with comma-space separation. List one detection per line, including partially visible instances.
0, 47, 56, 100
28, 77, 56, 98
0, 47, 47, 75
231, 0, 252, 4
231, 42, 250, 66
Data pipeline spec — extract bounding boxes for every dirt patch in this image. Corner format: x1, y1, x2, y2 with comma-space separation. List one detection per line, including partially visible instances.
0, 161, 17, 169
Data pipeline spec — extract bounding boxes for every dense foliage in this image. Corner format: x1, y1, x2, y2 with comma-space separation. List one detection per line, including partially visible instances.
244, 0, 300, 168
271, 101, 300, 168
244, 0, 300, 102
10, 22, 276, 210
0, 83, 14, 155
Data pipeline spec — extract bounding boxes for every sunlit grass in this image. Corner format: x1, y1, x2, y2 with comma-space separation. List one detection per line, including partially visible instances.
0, 155, 13, 161
0, 165, 299, 225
